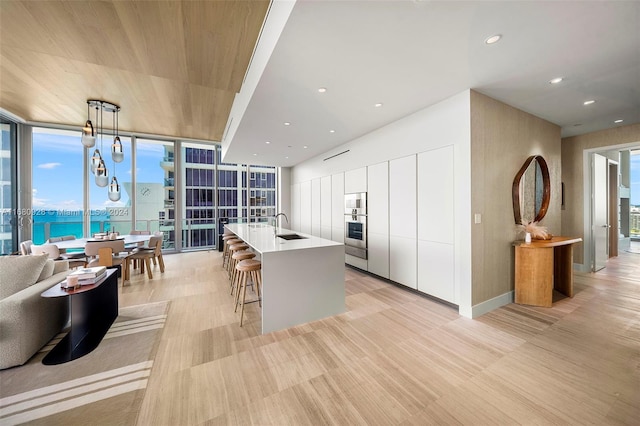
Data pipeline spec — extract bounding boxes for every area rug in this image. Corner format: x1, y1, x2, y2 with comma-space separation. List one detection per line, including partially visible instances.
0, 301, 169, 426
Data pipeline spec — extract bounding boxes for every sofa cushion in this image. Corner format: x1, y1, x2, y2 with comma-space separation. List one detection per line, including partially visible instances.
37, 259, 55, 282
0, 254, 49, 300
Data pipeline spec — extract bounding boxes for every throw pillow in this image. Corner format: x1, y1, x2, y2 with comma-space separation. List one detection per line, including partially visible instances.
0, 254, 49, 300
37, 259, 55, 282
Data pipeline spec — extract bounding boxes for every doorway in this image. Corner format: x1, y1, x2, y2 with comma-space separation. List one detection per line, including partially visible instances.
589, 147, 639, 272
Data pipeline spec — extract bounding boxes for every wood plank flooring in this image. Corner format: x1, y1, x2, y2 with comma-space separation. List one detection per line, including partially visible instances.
117, 249, 640, 425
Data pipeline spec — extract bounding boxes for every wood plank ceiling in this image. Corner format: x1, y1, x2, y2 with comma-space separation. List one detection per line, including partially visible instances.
0, 0, 270, 142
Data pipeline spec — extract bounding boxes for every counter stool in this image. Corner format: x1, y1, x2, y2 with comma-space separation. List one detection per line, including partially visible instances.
234, 259, 262, 327
222, 237, 242, 268
227, 243, 249, 277
229, 250, 256, 296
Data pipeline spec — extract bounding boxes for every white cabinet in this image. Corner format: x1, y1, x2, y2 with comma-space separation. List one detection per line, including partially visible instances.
368, 232, 389, 278
320, 176, 332, 239
417, 146, 456, 304
418, 240, 455, 303
300, 180, 312, 234
367, 161, 389, 278
291, 183, 301, 232
389, 236, 417, 288
311, 178, 321, 237
331, 173, 344, 243
418, 146, 454, 244
389, 155, 417, 239
389, 155, 417, 288
345, 167, 367, 194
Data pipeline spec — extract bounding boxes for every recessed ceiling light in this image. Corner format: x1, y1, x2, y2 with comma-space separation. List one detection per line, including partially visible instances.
329, 129, 335, 133
583, 100, 596, 105
549, 77, 563, 84
484, 34, 501, 45
252, 153, 257, 156
265, 141, 270, 144
374, 103, 383, 108
284, 122, 291, 126
303, 146, 308, 149
614, 119, 624, 123
318, 87, 327, 93
285, 156, 289, 159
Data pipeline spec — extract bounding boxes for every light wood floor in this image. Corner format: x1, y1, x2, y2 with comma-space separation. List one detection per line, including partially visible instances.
119, 249, 640, 425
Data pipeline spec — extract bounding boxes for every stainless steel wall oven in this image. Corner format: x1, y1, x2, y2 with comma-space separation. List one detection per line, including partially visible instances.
344, 192, 367, 259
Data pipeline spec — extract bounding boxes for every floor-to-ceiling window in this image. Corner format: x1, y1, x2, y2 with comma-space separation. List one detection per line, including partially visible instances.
630, 150, 640, 239
135, 138, 176, 248
31, 128, 84, 244
23, 126, 277, 252
248, 165, 277, 223
182, 143, 216, 249
0, 120, 17, 254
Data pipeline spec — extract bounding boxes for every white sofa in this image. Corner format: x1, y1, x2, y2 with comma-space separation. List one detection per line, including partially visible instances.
0, 255, 70, 370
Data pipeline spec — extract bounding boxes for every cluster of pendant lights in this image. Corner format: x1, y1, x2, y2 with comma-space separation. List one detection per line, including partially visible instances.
80, 100, 123, 201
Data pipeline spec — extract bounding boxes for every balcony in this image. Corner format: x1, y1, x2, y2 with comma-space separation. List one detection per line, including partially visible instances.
160, 157, 174, 172
164, 178, 174, 189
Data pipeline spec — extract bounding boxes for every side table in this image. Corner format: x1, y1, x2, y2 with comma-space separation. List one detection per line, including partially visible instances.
40, 268, 118, 365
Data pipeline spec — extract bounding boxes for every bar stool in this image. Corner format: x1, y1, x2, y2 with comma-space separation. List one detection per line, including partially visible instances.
227, 242, 249, 277
229, 250, 256, 296
234, 259, 262, 327
222, 237, 242, 268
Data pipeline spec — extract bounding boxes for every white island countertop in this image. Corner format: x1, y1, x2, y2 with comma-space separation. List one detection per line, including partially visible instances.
224, 223, 345, 334
225, 224, 342, 254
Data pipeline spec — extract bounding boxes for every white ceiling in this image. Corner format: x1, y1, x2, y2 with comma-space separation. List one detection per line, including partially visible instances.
223, 0, 640, 167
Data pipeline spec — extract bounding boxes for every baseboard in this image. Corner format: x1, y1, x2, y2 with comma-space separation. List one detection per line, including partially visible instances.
459, 291, 514, 319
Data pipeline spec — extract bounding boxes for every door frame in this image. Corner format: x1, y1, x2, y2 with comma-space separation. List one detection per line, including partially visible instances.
582, 144, 635, 272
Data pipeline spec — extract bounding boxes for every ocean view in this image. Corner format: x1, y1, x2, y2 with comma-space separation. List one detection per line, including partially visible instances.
32, 210, 113, 244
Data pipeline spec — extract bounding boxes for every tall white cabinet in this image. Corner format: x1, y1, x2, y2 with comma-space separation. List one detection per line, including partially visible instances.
367, 161, 389, 278
417, 146, 456, 303
311, 178, 321, 237
331, 173, 344, 243
389, 155, 417, 289
320, 176, 332, 240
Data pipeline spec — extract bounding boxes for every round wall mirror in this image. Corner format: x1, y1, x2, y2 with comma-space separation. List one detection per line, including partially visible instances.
512, 155, 550, 225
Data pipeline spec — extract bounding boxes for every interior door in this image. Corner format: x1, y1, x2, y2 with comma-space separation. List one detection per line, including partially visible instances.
593, 153, 608, 271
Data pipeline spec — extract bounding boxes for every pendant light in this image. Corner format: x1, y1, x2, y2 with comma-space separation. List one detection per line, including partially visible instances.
81, 103, 96, 147
112, 108, 123, 163
108, 176, 121, 201
82, 100, 123, 198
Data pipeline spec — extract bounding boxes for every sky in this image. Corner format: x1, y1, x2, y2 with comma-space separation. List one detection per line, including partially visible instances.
32, 129, 169, 211
29, 129, 640, 210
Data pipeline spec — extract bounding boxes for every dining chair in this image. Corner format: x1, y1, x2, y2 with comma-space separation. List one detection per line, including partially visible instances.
84, 240, 128, 277
20, 240, 33, 255
49, 235, 86, 259
31, 243, 87, 269
124, 236, 164, 281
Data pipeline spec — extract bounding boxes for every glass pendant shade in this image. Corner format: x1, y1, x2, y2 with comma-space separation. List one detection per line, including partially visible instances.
81, 120, 96, 147
108, 177, 121, 201
90, 149, 102, 173
95, 159, 108, 187
112, 136, 124, 163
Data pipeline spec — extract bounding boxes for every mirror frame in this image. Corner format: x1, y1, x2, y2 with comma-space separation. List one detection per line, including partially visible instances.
512, 155, 550, 225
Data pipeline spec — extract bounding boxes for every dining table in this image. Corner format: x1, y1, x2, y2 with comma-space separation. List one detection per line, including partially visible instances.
52, 234, 152, 250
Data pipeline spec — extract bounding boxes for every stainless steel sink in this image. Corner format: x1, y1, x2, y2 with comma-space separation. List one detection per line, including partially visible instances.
276, 233, 307, 240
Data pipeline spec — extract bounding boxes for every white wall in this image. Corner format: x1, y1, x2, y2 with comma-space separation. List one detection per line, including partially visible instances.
290, 90, 472, 316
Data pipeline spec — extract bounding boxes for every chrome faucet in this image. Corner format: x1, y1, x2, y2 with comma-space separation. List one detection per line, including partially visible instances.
273, 213, 289, 235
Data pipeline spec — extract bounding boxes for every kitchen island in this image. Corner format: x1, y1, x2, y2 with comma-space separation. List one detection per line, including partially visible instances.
225, 223, 345, 334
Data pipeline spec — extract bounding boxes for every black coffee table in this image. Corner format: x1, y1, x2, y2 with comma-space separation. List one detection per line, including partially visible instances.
40, 268, 118, 365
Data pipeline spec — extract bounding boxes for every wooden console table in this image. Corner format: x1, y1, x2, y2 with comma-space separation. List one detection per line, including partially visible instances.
513, 236, 582, 307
